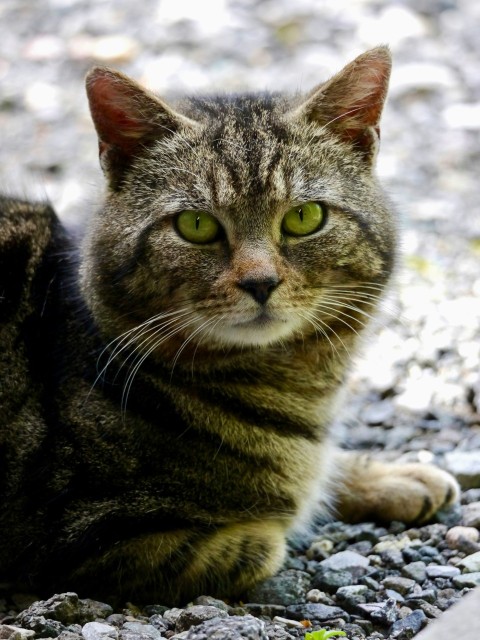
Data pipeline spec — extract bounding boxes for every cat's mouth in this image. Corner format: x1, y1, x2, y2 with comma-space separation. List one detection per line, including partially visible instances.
211, 308, 303, 347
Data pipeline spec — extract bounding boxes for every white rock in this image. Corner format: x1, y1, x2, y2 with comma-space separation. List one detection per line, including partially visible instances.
82, 622, 118, 640
459, 551, 480, 574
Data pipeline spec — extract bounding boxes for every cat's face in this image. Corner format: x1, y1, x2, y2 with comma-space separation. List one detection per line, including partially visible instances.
82, 48, 396, 355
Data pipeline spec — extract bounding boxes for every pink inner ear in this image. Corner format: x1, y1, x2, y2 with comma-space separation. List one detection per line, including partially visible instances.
87, 73, 152, 152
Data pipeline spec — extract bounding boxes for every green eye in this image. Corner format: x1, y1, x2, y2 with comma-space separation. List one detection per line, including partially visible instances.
282, 201, 326, 237
175, 210, 221, 244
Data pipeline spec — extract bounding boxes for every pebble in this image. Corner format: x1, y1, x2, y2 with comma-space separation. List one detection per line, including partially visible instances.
82, 623, 118, 640
458, 551, 480, 573
401, 561, 427, 583
389, 609, 427, 638
247, 569, 311, 605
357, 599, 398, 626
285, 603, 348, 623
444, 451, 480, 488
452, 572, 480, 588
381, 576, 416, 595
312, 569, 353, 593
183, 615, 267, 640
462, 502, 480, 528
446, 526, 480, 551
0, 625, 35, 640
174, 606, 228, 633
319, 550, 370, 574
425, 565, 461, 579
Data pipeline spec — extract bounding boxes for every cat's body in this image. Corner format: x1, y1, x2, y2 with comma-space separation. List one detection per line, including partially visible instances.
0, 48, 458, 604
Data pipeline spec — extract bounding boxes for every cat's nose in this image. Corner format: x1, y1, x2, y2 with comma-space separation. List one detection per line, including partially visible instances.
237, 276, 280, 305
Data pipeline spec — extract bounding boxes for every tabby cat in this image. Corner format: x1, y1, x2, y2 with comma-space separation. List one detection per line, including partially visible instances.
0, 47, 458, 605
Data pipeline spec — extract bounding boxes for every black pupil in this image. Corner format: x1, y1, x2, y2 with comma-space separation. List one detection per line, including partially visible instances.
298, 207, 304, 223
195, 216, 200, 230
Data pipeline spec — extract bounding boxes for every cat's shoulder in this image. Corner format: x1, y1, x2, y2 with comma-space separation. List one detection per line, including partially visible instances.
0, 195, 65, 322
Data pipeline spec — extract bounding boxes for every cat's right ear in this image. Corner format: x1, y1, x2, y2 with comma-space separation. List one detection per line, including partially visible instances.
85, 67, 198, 189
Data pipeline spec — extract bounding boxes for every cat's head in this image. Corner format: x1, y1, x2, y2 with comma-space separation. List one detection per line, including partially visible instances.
81, 47, 396, 356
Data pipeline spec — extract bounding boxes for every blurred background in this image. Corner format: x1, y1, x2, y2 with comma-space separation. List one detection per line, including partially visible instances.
0, 0, 479, 477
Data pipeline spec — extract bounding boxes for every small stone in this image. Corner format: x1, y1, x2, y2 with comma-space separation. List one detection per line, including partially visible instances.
306, 539, 333, 561
82, 623, 118, 640
285, 603, 348, 623
162, 609, 184, 626
244, 604, 286, 618
379, 548, 405, 568
247, 570, 311, 605
445, 451, 480, 489
183, 615, 267, 640
311, 569, 353, 593
191, 596, 229, 612
0, 625, 35, 640
175, 606, 228, 633
263, 623, 295, 640
401, 561, 427, 583
462, 501, 480, 528
389, 609, 427, 638
381, 576, 416, 595
120, 623, 163, 640
145, 617, 167, 634
361, 400, 395, 425
452, 572, 480, 588
357, 598, 398, 626
458, 550, 480, 573
319, 550, 369, 575
305, 589, 334, 605
385, 590, 405, 602
446, 526, 480, 552
425, 565, 461, 579
335, 585, 370, 613
105, 616, 125, 628
271, 617, 305, 629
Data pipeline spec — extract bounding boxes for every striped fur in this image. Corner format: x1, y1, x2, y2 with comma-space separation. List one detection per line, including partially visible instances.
0, 48, 458, 605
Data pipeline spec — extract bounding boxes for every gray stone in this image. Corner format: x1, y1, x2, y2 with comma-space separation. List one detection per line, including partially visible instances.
16, 594, 113, 631
319, 550, 369, 572
175, 606, 228, 633
357, 598, 398, 625
335, 585, 370, 613
401, 561, 427, 583
453, 572, 480, 588
247, 570, 311, 605
382, 576, 416, 595
445, 450, 480, 488
312, 569, 353, 593
285, 603, 348, 623
390, 609, 427, 638
0, 625, 35, 640
458, 551, 480, 573
82, 623, 118, 640
463, 501, 480, 528
446, 526, 480, 552
184, 615, 267, 640
120, 623, 163, 640
425, 565, 461, 579
263, 623, 295, 640
162, 609, 184, 627
191, 596, 229, 613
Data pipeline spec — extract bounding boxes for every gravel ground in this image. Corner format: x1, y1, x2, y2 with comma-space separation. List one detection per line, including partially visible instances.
0, 0, 479, 638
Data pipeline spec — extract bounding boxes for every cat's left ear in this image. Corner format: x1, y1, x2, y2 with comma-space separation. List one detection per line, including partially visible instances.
86, 67, 199, 189
289, 46, 392, 164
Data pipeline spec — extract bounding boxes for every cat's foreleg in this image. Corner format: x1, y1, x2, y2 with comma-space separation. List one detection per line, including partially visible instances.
333, 450, 460, 524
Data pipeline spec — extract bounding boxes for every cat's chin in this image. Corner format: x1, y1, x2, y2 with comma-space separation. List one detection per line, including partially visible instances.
211, 313, 303, 348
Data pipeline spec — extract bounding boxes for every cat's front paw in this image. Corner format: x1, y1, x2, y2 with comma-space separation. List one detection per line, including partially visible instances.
335, 453, 460, 524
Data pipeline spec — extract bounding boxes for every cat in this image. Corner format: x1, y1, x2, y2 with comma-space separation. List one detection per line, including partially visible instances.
0, 46, 459, 606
